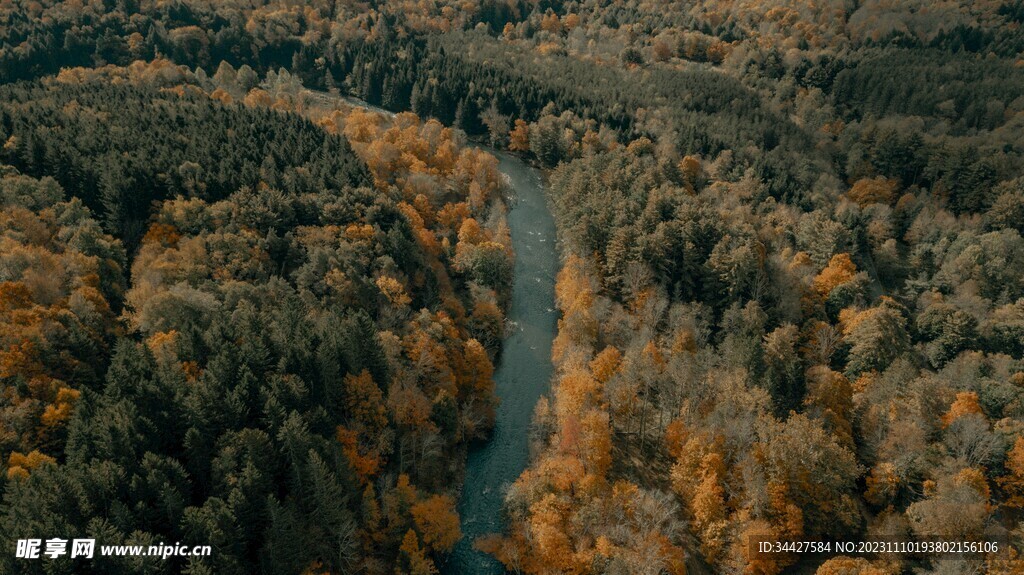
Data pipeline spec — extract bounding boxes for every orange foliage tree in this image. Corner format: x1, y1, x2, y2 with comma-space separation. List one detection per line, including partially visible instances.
410, 494, 461, 553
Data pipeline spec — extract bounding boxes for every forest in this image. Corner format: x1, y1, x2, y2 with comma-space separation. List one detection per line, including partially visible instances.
1, 62, 513, 574
2, 0, 1024, 574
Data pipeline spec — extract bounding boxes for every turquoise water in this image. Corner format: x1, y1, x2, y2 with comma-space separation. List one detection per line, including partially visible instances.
442, 149, 558, 574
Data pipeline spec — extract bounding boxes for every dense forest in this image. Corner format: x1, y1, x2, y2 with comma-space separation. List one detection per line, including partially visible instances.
1, 63, 513, 574
2, 0, 1024, 574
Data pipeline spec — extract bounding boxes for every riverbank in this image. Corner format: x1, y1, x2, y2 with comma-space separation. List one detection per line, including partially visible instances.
442, 149, 558, 574
327, 92, 560, 574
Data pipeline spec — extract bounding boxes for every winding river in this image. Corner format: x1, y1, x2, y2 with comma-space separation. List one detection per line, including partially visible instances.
328, 93, 559, 573
443, 150, 558, 574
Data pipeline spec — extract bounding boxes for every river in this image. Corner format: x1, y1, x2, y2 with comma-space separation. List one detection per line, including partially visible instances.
326, 93, 559, 573
443, 149, 558, 574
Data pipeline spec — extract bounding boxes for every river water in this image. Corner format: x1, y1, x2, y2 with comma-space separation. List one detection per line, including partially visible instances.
331, 93, 558, 573
442, 149, 559, 574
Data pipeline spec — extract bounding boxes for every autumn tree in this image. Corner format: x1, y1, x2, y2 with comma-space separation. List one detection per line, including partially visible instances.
398, 530, 438, 575
998, 437, 1024, 508
848, 177, 897, 207
841, 298, 910, 376
509, 119, 531, 152
410, 494, 461, 553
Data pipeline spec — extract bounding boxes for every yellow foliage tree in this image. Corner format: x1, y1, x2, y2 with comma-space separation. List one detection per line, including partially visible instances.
580, 409, 612, 478
399, 529, 438, 575
691, 452, 729, 563
343, 370, 387, 434
376, 275, 412, 307
589, 346, 622, 383
998, 437, 1024, 508
7, 449, 56, 480
410, 494, 461, 553
864, 462, 899, 507
848, 177, 897, 207
528, 494, 580, 572
804, 366, 854, 448
556, 369, 601, 417
812, 253, 857, 298
337, 425, 380, 483
941, 391, 984, 428
509, 119, 531, 152
39, 386, 81, 429
540, 11, 561, 34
